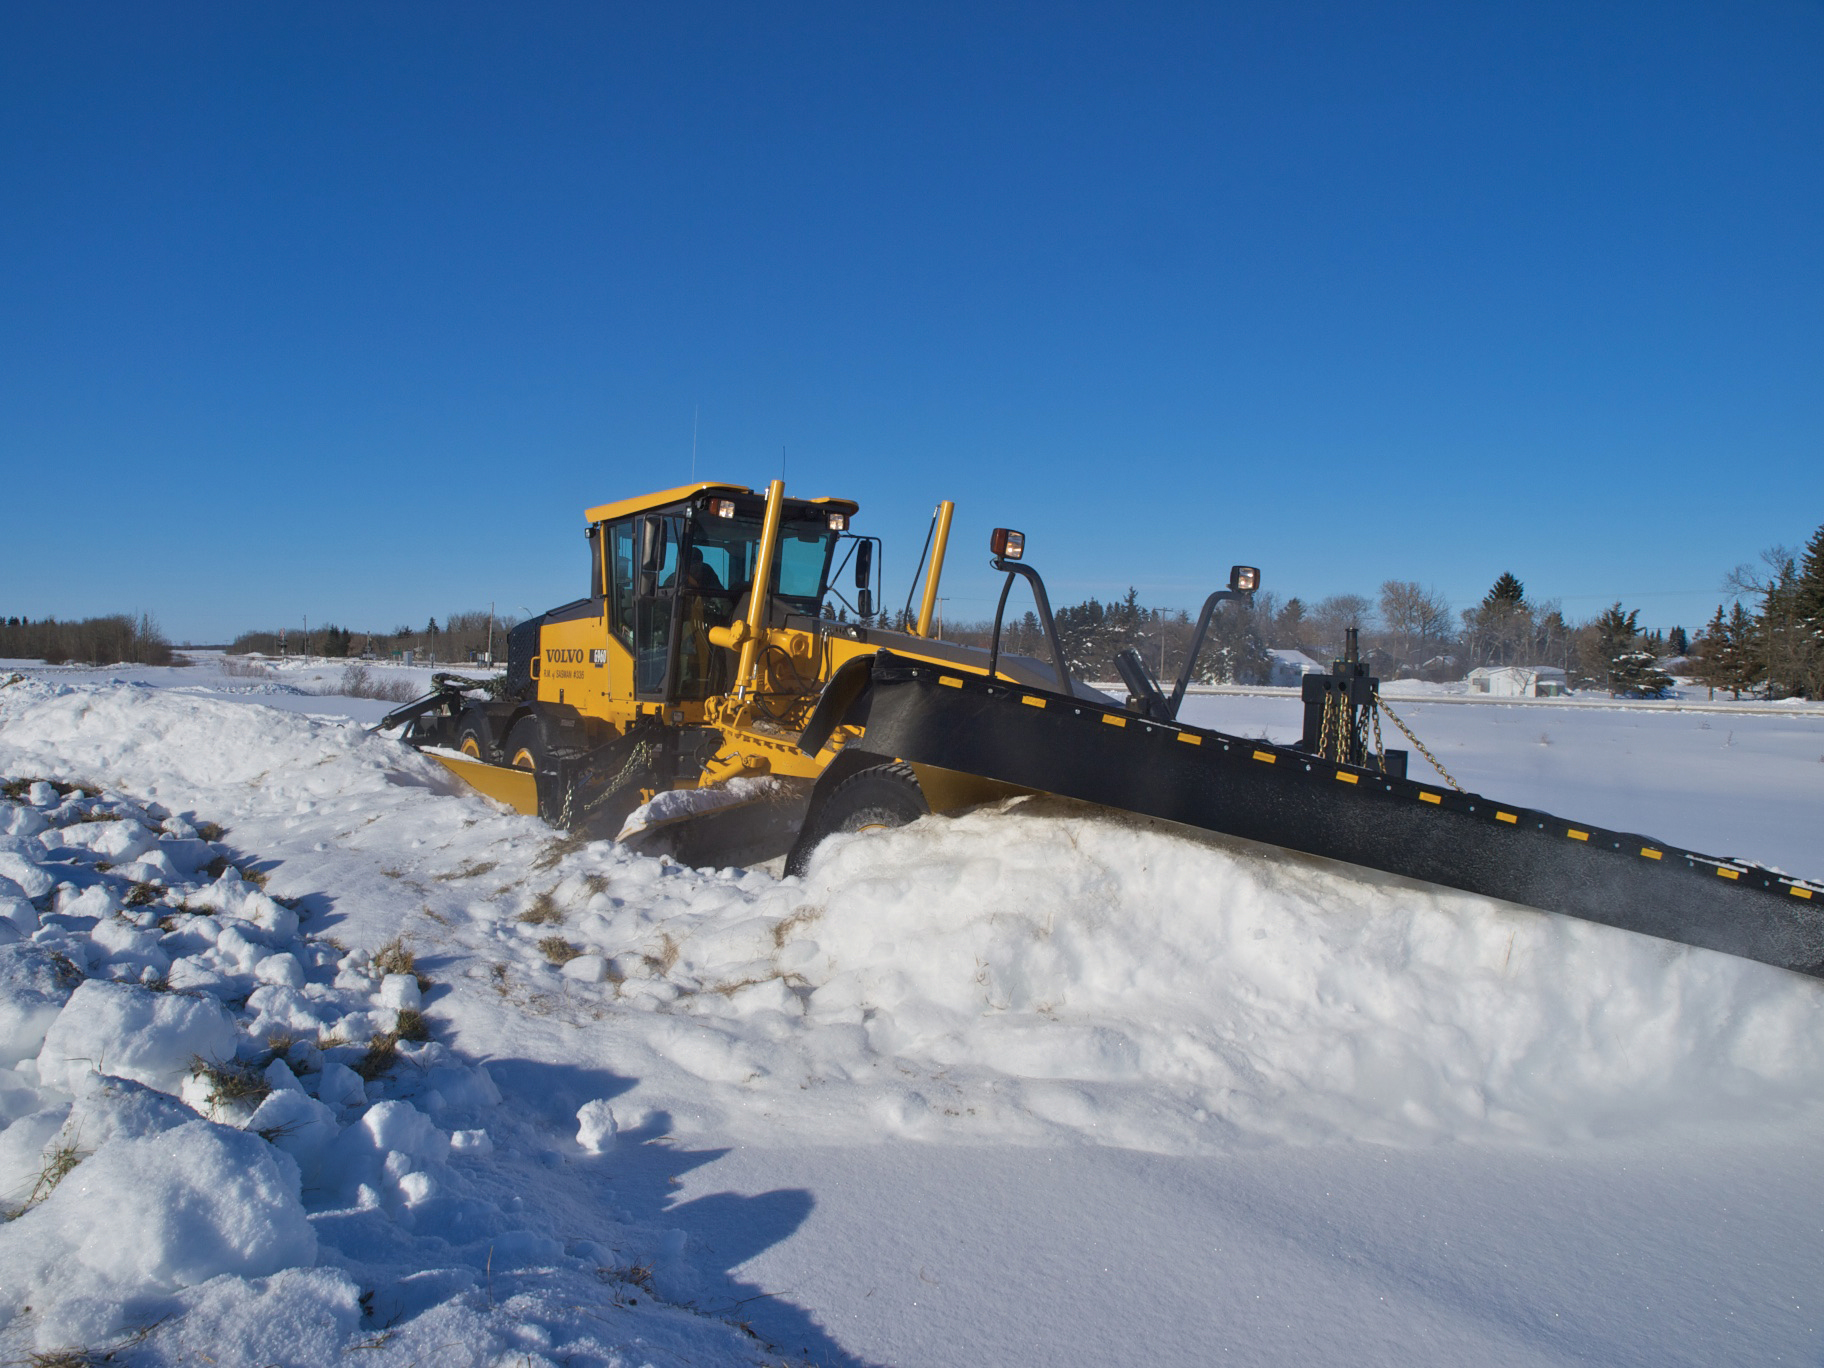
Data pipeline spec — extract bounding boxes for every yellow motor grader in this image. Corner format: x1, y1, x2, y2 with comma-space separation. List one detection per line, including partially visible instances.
382, 477, 1157, 870
382, 478, 1824, 978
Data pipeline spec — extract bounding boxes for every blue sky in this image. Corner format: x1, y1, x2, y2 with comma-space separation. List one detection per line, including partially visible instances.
3, 2, 1820, 642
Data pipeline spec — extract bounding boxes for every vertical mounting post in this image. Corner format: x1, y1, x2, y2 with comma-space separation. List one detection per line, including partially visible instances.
914, 500, 955, 637
735, 478, 787, 697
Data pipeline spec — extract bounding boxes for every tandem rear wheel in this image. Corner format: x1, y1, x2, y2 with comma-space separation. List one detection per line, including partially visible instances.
784, 761, 929, 876
454, 709, 493, 763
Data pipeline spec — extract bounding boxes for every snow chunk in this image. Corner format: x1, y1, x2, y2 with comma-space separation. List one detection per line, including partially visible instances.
49, 817, 158, 863
0, 895, 37, 938
246, 1088, 339, 1182
561, 952, 608, 982
187, 871, 297, 941
576, 1100, 618, 1153
0, 1119, 316, 1350
315, 1062, 366, 1111
377, 971, 421, 1011
255, 952, 306, 989
37, 980, 237, 1095
0, 942, 84, 1068
449, 1127, 493, 1156
0, 802, 48, 839
0, 841, 53, 900
359, 1099, 449, 1164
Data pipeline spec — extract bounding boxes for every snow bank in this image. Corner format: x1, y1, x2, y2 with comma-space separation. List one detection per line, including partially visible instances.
0, 1120, 315, 1349
0, 680, 790, 1365
38, 980, 238, 1094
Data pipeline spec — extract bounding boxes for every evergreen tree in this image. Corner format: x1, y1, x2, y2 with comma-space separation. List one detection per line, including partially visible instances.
1483, 572, 1526, 610
1727, 600, 1764, 698
1667, 625, 1689, 657
1591, 602, 1642, 695
1695, 606, 1732, 696
1469, 573, 1533, 667
1795, 522, 1824, 698
1609, 649, 1673, 698
1276, 596, 1306, 645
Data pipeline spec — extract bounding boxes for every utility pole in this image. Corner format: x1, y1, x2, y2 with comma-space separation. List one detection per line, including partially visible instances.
486, 602, 495, 666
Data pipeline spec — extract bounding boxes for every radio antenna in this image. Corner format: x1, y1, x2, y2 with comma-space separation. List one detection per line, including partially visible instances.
690, 405, 698, 481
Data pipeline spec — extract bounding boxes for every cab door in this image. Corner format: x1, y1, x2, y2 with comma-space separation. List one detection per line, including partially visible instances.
624, 513, 685, 701
604, 518, 643, 703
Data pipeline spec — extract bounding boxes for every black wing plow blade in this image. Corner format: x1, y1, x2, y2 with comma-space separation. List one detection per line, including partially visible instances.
851, 653, 1824, 978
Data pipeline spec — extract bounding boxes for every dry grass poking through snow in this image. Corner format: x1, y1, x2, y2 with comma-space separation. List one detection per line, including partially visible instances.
372, 936, 432, 991
188, 1057, 271, 1110
123, 880, 161, 907
517, 890, 563, 925
539, 936, 581, 965
5, 1141, 88, 1220
433, 858, 498, 882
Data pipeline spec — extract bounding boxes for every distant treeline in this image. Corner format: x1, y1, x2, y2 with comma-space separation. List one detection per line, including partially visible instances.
231, 610, 519, 665
0, 614, 173, 666
1692, 523, 1824, 700
864, 515, 1824, 699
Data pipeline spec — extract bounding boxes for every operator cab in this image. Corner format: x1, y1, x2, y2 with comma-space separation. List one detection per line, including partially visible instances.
585, 482, 861, 703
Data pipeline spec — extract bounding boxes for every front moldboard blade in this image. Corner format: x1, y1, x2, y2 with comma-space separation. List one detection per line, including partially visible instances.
852, 656, 1824, 977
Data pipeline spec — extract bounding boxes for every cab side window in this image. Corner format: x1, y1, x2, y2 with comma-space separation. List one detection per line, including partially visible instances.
609, 521, 636, 646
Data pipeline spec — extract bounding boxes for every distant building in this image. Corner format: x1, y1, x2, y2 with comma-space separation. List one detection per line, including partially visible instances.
1268, 649, 1323, 687
1466, 665, 1568, 698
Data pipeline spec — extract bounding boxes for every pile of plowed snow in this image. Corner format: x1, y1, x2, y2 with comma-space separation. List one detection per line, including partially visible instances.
2, 675, 1822, 1360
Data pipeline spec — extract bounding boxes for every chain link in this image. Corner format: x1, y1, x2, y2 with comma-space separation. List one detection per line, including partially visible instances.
1320, 688, 1346, 765
1376, 698, 1464, 793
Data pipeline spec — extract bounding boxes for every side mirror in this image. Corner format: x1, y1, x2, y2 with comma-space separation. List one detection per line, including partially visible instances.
855, 539, 873, 589
857, 588, 874, 619
990, 528, 1025, 561
1229, 565, 1260, 593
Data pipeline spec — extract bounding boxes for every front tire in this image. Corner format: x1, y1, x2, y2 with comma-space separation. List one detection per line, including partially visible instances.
504, 716, 550, 773
785, 762, 929, 875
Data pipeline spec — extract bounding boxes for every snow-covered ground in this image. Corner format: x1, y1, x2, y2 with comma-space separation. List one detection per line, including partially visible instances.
0, 652, 477, 727
0, 665, 1821, 1365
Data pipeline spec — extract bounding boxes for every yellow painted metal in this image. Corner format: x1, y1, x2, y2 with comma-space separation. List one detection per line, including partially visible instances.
429, 751, 540, 815
734, 478, 787, 695
914, 500, 955, 637
584, 482, 750, 524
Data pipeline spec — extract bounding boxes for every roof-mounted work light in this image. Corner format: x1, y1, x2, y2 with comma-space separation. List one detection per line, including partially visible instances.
710, 498, 737, 519
1229, 565, 1260, 592
990, 528, 1025, 560
827, 511, 849, 531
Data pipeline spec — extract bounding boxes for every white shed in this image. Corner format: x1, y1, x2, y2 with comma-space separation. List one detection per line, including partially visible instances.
1268, 649, 1323, 687
1467, 665, 1568, 698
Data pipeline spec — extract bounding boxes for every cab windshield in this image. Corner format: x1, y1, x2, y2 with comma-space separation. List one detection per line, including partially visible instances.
685, 514, 837, 616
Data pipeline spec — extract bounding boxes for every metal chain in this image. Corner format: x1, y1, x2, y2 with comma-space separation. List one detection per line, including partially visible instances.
1371, 701, 1385, 773
1376, 698, 1465, 793
1319, 690, 1341, 763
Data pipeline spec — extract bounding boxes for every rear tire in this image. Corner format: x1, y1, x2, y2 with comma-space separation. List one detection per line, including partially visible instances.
454, 710, 493, 763
785, 762, 928, 875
